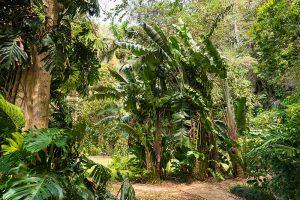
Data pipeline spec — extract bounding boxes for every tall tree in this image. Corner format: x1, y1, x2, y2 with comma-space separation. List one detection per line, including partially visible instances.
250, 0, 300, 102
0, 0, 102, 129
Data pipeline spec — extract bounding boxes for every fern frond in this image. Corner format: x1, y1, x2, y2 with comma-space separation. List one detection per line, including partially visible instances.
0, 94, 25, 132
1, 132, 23, 155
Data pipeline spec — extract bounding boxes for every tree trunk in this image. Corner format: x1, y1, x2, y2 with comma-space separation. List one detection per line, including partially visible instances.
14, 0, 58, 130
145, 146, 153, 170
224, 80, 244, 178
153, 111, 162, 179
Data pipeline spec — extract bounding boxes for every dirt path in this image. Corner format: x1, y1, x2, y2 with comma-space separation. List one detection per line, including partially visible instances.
110, 179, 244, 200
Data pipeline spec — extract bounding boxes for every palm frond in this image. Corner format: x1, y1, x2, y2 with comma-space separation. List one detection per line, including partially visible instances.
122, 67, 136, 83
96, 104, 123, 115
118, 123, 143, 142
92, 85, 121, 100
95, 115, 120, 126
173, 19, 197, 50
0, 34, 28, 69
207, 4, 233, 38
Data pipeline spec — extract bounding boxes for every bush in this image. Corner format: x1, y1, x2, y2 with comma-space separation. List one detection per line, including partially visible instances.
230, 185, 275, 200
247, 93, 300, 199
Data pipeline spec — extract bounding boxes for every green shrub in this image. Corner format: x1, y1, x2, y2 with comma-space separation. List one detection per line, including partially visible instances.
230, 185, 275, 200
247, 92, 300, 199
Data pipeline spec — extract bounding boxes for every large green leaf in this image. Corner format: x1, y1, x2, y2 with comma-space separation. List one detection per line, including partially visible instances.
108, 68, 127, 83
0, 151, 22, 174
234, 97, 247, 135
116, 41, 150, 56
0, 34, 28, 69
119, 178, 136, 200
3, 176, 64, 200
143, 23, 171, 55
204, 38, 227, 78
42, 44, 66, 75
80, 155, 111, 190
23, 129, 70, 153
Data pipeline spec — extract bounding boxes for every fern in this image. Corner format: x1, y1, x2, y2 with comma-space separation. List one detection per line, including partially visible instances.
1, 132, 23, 155
2, 176, 64, 200
0, 34, 28, 69
0, 94, 25, 132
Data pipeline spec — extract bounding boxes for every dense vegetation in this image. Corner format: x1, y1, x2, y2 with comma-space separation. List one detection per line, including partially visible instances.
0, 0, 299, 199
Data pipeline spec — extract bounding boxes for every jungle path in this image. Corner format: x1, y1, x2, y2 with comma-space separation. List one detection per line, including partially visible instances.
110, 179, 244, 200
90, 156, 244, 200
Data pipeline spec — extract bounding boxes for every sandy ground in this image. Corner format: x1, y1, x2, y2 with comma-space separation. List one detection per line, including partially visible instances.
89, 156, 112, 167
109, 179, 245, 200
90, 156, 244, 200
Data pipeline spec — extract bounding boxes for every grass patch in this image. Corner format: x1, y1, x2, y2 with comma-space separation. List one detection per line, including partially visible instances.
230, 185, 275, 200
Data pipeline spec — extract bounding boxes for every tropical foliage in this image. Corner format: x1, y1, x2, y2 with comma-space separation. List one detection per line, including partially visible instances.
0, 0, 299, 199
93, 16, 244, 180
0, 96, 135, 200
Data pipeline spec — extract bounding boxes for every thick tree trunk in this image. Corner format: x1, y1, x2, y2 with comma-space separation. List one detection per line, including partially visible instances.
15, 0, 58, 130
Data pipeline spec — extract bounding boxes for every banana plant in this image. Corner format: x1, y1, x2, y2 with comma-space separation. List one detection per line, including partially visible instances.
94, 19, 228, 179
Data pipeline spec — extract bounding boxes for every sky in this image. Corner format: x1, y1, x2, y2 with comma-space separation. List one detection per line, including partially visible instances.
95, 0, 122, 25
